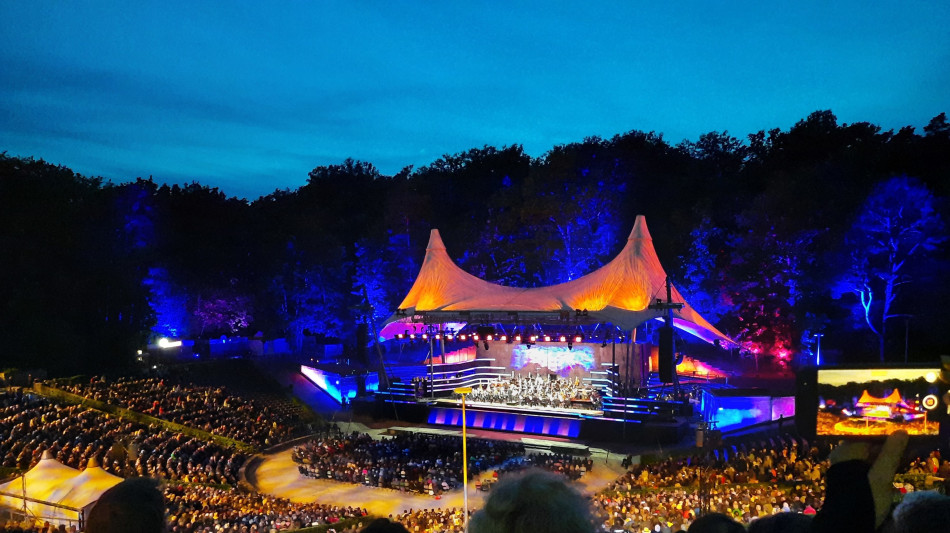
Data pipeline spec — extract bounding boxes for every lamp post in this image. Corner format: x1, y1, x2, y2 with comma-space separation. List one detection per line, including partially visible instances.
454, 386, 472, 531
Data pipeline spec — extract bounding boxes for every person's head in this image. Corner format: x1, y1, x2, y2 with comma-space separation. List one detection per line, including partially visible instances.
746, 512, 812, 533
85, 477, 165, 533
891, 491, 950, 533
469, 470, 593, 533
686, 512, 744, 533
359, 518, 410, 533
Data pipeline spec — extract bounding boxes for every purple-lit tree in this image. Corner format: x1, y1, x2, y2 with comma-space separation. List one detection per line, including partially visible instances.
837, 176, 946, 362
718, 200, 819, 369
192, 290, 254, 337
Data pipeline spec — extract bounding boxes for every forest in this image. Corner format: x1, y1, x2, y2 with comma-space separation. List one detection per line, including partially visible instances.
2, 110, 948, 375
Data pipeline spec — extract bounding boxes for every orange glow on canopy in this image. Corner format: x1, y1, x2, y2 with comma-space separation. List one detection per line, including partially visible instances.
386, 216, 733, 345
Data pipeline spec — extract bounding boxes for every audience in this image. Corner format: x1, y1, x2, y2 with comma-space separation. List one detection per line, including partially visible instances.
292, 431, 524, 495
56, 375, 307, 449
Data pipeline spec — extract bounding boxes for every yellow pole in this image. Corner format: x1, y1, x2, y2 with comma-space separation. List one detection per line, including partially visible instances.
455, 386, 472, 531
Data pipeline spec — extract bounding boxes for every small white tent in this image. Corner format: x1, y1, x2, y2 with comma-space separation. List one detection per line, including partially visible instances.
0, 453, 122, 526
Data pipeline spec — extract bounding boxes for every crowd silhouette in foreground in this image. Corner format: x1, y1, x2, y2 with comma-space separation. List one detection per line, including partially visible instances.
2, 375, 950, 532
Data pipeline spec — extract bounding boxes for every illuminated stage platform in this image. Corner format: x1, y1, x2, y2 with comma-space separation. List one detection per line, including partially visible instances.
300, 361, 793, 444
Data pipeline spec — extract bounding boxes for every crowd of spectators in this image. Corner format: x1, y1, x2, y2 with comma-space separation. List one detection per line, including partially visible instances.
163, 483, 367, 532
464, 375, 601, 411
292, 431, 525, 495
391, 508, 468, 533
0, 389, 245, 484
495, 452, 594, 481
54, 376, 306, 449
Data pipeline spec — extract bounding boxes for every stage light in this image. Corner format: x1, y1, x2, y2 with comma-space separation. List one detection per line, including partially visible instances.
446, 334, 454, 340
396, 333, 405, 339
460, 334, 467, 341
409, 334, 416, 339
543, 335, 551, 342
473, 334, 480, 341
559, 335, 567, 342
500, 335, 507, 341
486, 334, 493, 341
422, 333, 428, 340
574, 335, 583, 343
530, 335, 538, 342
514, 335, 522, 342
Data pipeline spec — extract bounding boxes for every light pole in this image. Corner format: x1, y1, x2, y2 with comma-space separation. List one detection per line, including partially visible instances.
454, 386, 472, 531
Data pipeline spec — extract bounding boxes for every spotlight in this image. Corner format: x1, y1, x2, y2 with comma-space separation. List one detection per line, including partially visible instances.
486, 334, 493, 341
543, 335, 551, 342
574, 335, 583, 343
460, 334, 467, 341
473, 334, 480, 341
514, 335, 521, 342
422, 333, 428, 340
500, 335, 508, 342
559, 335, 567, 342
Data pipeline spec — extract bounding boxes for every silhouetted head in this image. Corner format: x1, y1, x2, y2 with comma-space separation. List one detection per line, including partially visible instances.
360, 518, 410, 533
85, 477, 164, 533
747, 513, 812, 533
469, 469, 594, 533
687, 513, 745, 533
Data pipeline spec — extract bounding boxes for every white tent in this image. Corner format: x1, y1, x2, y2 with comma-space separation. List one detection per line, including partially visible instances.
382, 215, 732, 344
0, 453, 122, 526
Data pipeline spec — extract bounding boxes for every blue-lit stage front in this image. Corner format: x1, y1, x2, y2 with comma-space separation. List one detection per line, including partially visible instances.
299, 353, 794, 444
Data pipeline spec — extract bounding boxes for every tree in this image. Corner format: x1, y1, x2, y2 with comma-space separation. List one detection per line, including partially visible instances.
838, 176, 946, 361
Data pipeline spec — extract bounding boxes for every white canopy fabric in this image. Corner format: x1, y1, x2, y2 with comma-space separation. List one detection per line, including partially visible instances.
382, 215, 732, 344
0, 453, 122, 525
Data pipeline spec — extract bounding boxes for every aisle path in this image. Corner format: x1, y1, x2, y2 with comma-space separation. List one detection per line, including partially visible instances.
250, 436, 628, 517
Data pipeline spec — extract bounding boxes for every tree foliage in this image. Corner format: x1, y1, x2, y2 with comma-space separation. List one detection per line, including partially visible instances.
2, 110, 949, 373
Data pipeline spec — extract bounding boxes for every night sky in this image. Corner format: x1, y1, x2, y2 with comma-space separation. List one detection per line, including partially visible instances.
2, 2, 948, 200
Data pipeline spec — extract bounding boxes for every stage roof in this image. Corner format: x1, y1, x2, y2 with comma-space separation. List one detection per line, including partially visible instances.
381, 215, 732, 345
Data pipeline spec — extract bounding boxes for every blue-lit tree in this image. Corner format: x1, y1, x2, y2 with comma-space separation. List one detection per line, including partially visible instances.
836, 176, 946, 362
523, 139, 624, 284
678, 216, 731, 325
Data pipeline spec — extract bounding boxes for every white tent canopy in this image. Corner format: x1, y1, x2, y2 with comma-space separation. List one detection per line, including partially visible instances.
382, 215, 732, 344
0, 453, 122, 526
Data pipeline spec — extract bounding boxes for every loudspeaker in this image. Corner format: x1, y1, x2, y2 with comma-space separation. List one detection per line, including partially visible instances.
658, 325, 674, 383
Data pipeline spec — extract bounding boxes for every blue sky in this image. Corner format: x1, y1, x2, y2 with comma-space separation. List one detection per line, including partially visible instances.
1, 1, 948, 200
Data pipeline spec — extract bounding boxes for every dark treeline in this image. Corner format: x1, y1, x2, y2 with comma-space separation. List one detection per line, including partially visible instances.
2, 110, 949, 374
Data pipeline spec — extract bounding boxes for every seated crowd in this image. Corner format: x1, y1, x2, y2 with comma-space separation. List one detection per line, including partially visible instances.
464, 374, 602, 411
292, 430, 525, 495
495, 451, 594, 481
0, 390, 244, 484
163, 483, 367, 532
54, 376, 305, 449
4, 380, 950, 533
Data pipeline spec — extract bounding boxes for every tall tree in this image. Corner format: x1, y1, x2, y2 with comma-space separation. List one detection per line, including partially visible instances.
837, 176, 946, 361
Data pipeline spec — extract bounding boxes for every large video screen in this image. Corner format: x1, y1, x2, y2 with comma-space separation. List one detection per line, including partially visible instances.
815, 367, 941, 437
510, 344, 594, 375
